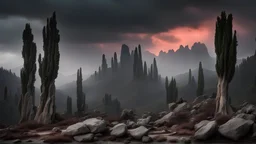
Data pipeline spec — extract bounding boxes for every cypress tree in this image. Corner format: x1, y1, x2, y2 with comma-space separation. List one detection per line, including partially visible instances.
138, 45, 143, 78
102, 54, 107, 76
98, 66, 102, 79
214, 11, 237, 115
143, 61, 148, 78
76, 68, 86, 113
188, 69, 192, 85
19, 23, 37, 123
114, 52, 118, 72
111, 57, 114, 72
153, 58, 158, 81
165, 77, 169, 104
120, 44, 130, 68
197, 62, 204, 96
133, 48, 138, 80
35, 12, 60, 124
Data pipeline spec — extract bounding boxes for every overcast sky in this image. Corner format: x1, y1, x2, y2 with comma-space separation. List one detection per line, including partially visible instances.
0, 0, 255, 75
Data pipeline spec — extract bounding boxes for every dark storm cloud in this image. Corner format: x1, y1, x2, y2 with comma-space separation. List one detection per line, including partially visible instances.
0, 0, 255, 54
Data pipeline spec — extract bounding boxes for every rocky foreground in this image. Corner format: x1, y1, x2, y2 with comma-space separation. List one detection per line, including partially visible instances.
1, 96, 256, 143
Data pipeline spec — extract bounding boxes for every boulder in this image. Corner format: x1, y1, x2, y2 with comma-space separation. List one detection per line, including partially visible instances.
137, 116, 151, 126
218, 118, 254, 140
111, 121, 119, 126
83, 118, 107, 133
168, 103, 177, 111
121, 109, 135, 120
110, 123, 127, 137
194, 120, 210, 131
174, 102, 190, 113
241, 104, 256, 114
159, 111, 168, 118
155, 112, 174, 126
142, 136, 153, 143
194, 121, 217, 140
126, 120, 136, 128
128, 126, 149, 140
52, 127, 61, 133
62, 122, 90, 136
74, 133, 94, 142
192, 95, 209, 105
191, 109, 197, 115
235, 113, 255, 121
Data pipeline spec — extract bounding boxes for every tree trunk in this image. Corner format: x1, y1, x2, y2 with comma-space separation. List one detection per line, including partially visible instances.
34, 81, 56, 124
19, 92, 35, 123
215, 77, 233, 115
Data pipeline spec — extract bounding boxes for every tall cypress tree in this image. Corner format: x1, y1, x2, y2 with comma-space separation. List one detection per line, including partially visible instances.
197, 62, 204, 96
138, 45, 143, 78
111, 57, 114, 72
133, 48, 138, 80
98, 66, 102, 79
19, 23, 37, 123
214, 11, 237, 115
143, 61, 148, 78
153, 58, 158, 81
165, 77, 169, 104
114, 52, 118, 72
77, 68, 86, 113
35, 12, 60, 124
188, 69, 192, 85
102, 54, 107, 76
150, 64, 153, 80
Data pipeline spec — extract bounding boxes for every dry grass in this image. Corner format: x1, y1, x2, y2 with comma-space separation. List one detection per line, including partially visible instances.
42, 134, 73, 143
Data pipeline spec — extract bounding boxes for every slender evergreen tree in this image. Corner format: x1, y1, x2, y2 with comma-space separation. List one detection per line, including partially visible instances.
153, 58, 158, 81
111, 57, 114, 72
102, 54, 107, 76
197, 62, 204, 96
188, 69, 192, 85
19, 24, 37, 123
35, 12, 60, 124
143, 61, 148, 78
133, 48, 138, 80
165, 77, 169, 104
214, 11, 237, 115
114, 52, 118, 72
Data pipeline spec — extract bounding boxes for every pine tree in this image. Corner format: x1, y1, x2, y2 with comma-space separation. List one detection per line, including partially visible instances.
150, 64, 153, 80
143, 61, 148, 78
19, 24, 37, 123
35, 12, 60, 124
214, 11, 237, 115
197, 62, 204, 96
166, 78, 178, 104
